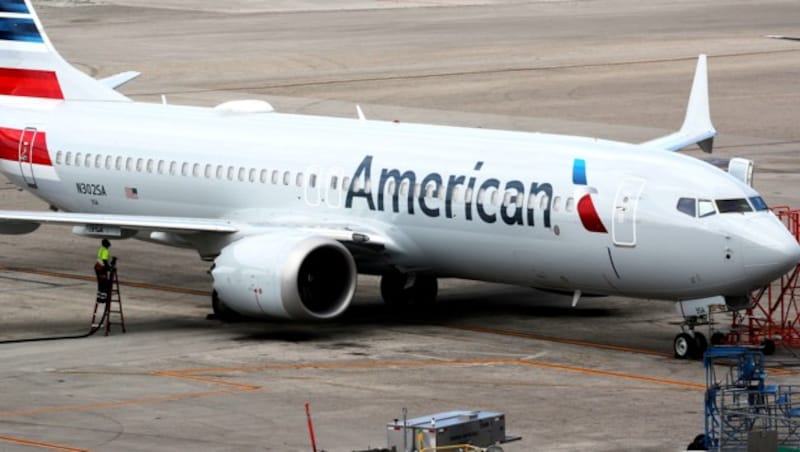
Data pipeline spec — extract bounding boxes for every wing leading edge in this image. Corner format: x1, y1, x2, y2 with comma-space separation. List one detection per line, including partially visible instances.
640, 54, 716, 153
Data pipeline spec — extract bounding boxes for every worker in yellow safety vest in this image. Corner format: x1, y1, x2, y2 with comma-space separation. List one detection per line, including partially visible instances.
95, 239, 111, 302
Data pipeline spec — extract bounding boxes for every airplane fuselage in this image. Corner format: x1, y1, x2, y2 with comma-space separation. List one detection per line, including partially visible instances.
1, 99, 793, 301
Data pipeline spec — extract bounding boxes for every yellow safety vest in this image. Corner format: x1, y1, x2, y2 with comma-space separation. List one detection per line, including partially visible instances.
97, 246, 110, 265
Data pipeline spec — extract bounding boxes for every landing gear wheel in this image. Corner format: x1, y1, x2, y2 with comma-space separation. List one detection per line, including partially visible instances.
380, 272, 438, 308
711, 331, 726, 346
761, 338, 776, 356
687, 433, 706, 450
694, 332, 708, 357
210, 290, 242, 322
674, 333, 697, 359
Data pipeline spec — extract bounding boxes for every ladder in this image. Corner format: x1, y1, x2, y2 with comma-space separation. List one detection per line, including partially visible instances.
91, 267, 126, 336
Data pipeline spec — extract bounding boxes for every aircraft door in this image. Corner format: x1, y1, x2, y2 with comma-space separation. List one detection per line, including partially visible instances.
612, 177, 646, 247
18, 127, 38, 189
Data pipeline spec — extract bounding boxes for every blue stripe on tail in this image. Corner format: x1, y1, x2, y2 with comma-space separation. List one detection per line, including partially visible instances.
0, 17, 42, 43
0, 0, 28, 14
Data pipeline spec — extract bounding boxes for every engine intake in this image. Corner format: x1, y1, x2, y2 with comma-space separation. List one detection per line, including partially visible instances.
211, 231, 357, 320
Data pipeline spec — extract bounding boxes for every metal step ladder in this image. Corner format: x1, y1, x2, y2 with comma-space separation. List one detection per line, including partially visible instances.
91, 266, 126, 336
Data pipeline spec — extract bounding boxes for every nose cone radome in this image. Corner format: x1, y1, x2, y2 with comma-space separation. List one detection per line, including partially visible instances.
743, 217, 800, 286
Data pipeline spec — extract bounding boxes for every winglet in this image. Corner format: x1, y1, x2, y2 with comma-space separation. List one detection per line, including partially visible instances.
640, 55, 716, 153
99, 71, 141, 90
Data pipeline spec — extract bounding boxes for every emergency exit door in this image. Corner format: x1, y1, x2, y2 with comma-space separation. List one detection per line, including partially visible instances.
18, 127, 38, 189
612, 177, 646, 247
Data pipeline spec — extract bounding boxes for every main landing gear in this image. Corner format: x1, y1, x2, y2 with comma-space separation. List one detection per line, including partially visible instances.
210, 289, 242, 322
380, 271, 438, 309
673, 329, 708, 360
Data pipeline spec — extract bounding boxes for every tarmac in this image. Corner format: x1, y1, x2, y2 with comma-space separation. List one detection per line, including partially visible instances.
1, 0, 799, 450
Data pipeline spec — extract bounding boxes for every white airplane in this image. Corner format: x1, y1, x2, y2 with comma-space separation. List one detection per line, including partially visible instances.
1, 0, 798, 358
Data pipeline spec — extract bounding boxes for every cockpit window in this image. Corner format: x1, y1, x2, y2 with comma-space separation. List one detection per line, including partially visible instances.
716, 198, 753, 214
677, 197, 696, 217
749, 196, 768, 211
698, 199, 717, 217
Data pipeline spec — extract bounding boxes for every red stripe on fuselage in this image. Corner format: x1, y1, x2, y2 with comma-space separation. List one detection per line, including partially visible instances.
577, 194, 607, 233
0, 68, 63, 99
0, 127, 53, 166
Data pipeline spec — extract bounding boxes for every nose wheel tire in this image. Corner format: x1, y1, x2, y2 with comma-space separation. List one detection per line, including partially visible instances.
694, 332, 708, 356
380, 272, 438, 308
674, 332, 698, 359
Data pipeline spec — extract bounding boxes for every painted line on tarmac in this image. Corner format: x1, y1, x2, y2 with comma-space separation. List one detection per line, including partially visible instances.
161, 357, 704, 390
446, 324, 670, 357
0, 357, 700, 421
0, 434, 89, 451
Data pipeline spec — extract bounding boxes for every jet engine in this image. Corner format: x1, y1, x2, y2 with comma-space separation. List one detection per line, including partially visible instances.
211, 231, 357, 320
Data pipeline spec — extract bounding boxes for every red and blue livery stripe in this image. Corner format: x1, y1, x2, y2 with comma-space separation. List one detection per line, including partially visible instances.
573, 158, 607, 233
0, 68, 63, 99
0, 127, 53, 166
0, 0, 29, 14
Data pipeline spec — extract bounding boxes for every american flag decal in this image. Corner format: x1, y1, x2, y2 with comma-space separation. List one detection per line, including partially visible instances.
125, 186, 138, 199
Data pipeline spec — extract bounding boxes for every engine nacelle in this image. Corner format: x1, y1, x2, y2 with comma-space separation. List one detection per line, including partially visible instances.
211, 232, 357, 320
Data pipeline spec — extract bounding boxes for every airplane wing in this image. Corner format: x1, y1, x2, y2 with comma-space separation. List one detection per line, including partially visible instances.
639, 55, 716, 153
0, 210, 238, 234
0, 210, 390, 249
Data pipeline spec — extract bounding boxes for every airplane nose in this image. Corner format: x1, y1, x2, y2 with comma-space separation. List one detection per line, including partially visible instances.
743, 216, 800, 285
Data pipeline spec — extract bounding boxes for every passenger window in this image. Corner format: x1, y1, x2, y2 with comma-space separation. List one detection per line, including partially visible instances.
216, 165, 223, 179
238, 167, 246, 182
716, 198, 753, 214
283, 171, 290, 185
309, 174, 317, 188
192, 163, 200, 177
553, 196, 561, 212
84, 153, 92, 167
169, 161, 177, 175
295, 172, 303, 187
750, 196, 768, 211
204, 164, 212, 178
157, 160, 165, 174
400, 181, 409, 197
75, 152, 82, 167
540, 195, 549, 210
565, 197, 575, 212
677, 197, 696, 217
437, 186, 445, 200
227, 166, 235, 181
386, 180, 396, 196
464, 187, 473, 203
65, 151, 72, 165
260, 169, 268, 183
426, 183, 435, 199
55, 151, 63, 165
698, 199, 716, 217
126, 157, 133, 172
343, 177, 352, 191
451, 187, 462, 203
115, 156, 123, 171
272, 170, 279, 185
181, 162, 188, 176
100, 155, 108, 169
250, 168, 257, 183
414, 184, 421, 198
136, 158, 143, 172
146, 159, 154, 173
503, 191, 512, 207
330, 176, 338, 190
490, 190, 499, 205
477, 188, 486, 205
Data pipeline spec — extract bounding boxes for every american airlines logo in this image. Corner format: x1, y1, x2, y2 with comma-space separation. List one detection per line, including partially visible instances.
572, 158, 607, 233
345, 155, 553, 228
